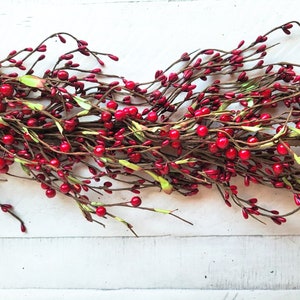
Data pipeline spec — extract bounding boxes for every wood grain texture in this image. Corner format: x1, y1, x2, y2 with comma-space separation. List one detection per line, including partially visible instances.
1, 289, 300, 300
1, 236, 300, 289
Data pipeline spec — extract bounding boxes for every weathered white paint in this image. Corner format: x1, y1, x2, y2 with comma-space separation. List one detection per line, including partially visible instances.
1, 236, 300, 290
1, 171, 300, 237
1, 289, 300, 300
1, 0, 300, 298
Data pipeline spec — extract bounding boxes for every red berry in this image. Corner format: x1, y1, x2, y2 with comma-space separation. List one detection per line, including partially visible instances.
23, 132, 32, 141
128, 106, 138, 116
196, 125, 208, 137
2, 134, 15, 145
168, 72, 178, 82
276, 125, 285, 134
40, 182, 49, 190
60, 183, 71, 194
57, 70, 69, 80
208, 142, 219, 154
294, 194, 300, 206
217, 128, 234, 138
125, 81, 136, 90
0, 101, 7, 113
129, 152, 142, 163
0, 158, 6, 169
27, 118, 38, 127
104, 181, 112, 188
104, 121, 113, 130
49, 158, 60, 168
169, 129, 180, 140
60, 141, 71, 153
0, 84, 14, 98
261, 88, 272, 98
242, 208, 249, 219
0, 165, 8, 174
114, 109, 126, 121
194, 107, 210, 117
216, 136, 229, 149
93, 145, 105, 157
57, 170, 65, 178
22, 105, 32, 115
106, 100, 118, 110
247, 136, 259, 145
20, 223, 26, 233
147, 111, 158, 122
272, 163, 284, 175
238, 149, 251, 160
219, 113, 232, 122
64, 118, 78, 132
95, 206, 106, 217
276, 142, 290, 155
130, 196, 142, 207
36, 173, 46, 181
72, 183, 82, 193
108, 54, 119, 61
225, 147, 238, 160
45, 188, 56, 198
98, 129, 107, 138
260, 113, 272, 123
101, 111, 112, 122
171, 140, 181, 148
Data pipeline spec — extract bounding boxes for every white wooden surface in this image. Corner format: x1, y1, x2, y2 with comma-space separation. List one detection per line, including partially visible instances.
1, 0, 300, 298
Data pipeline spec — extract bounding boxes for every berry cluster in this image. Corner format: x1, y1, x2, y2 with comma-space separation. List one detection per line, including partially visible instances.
0, 22, 299, 234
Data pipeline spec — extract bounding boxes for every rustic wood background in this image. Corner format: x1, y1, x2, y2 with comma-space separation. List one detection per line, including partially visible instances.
1, 0, 300, 299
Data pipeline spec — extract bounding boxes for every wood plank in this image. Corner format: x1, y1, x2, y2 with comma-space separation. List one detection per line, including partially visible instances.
1, 235, 300, 289
1, 172, 300, 237
0, 289, 300, 300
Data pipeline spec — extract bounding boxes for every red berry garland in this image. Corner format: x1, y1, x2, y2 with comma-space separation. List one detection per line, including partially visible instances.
0, 22, 299, 235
